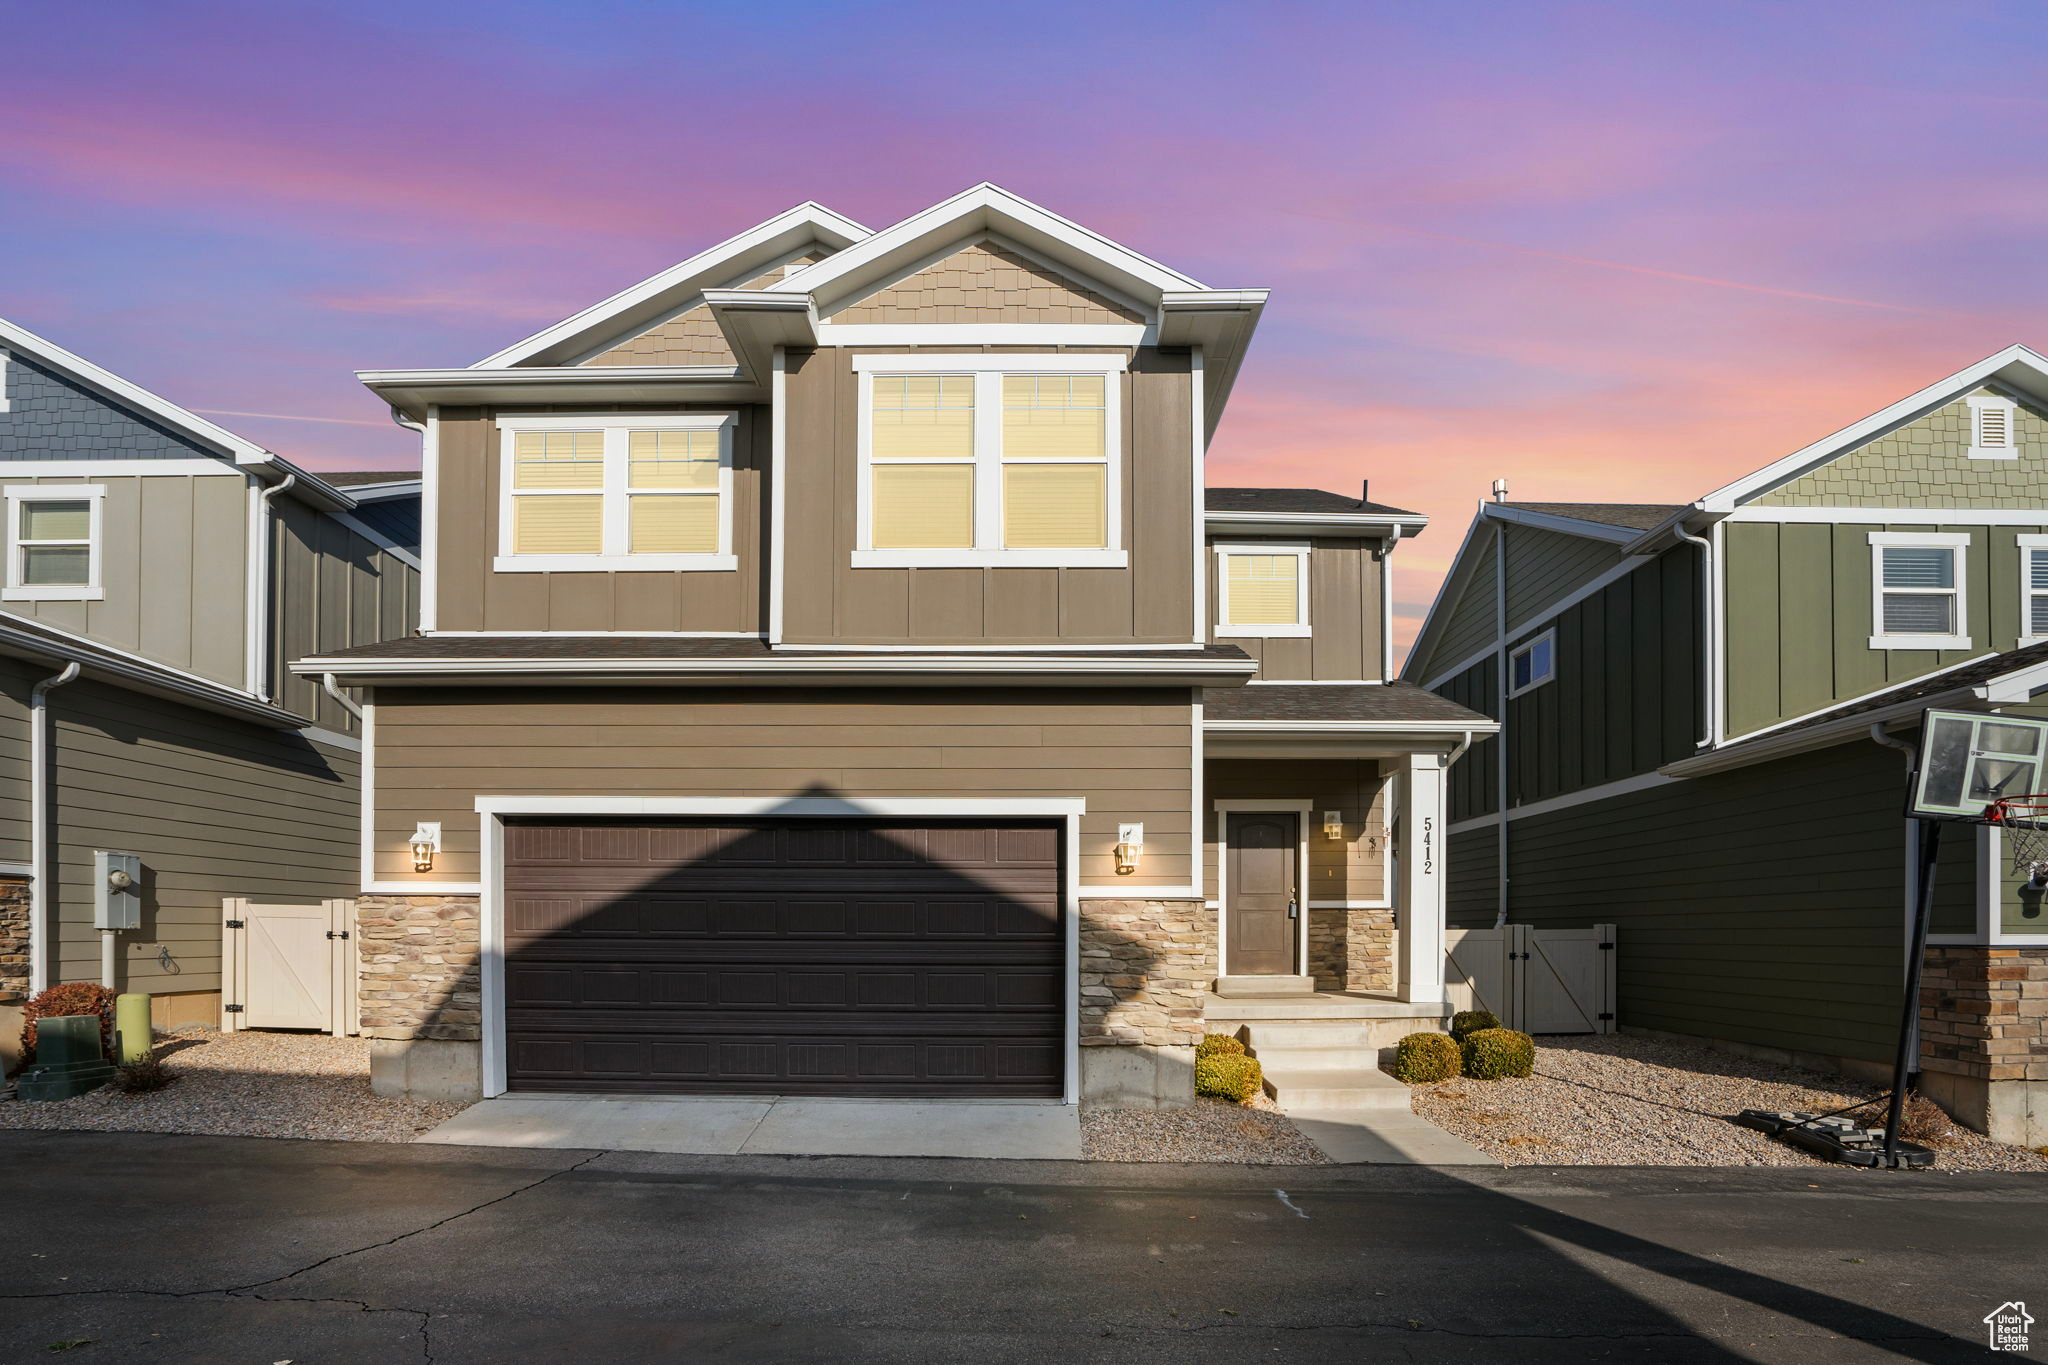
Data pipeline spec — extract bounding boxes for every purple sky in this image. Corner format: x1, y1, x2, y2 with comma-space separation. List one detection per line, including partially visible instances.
6, 1, 2045, 643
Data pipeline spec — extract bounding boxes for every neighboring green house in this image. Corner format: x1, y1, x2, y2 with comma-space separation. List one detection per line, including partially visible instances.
1404, 345, 2048, 1145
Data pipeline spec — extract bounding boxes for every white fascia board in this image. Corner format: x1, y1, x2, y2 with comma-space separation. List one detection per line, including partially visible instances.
293, 656, 1260, 683
1697, 344, 2048, 513
0, 615, 305, 729
339, 480, 423, 501
359, 365, 757, 420
1484, 503, 1640, 543
777, 183, 1208, 312
1728, 505, 2048, 526
476, 794, 1087, 818
702, 290, 816, 383
0, 459, 243, 478
473, 203, 871, 368
1203, 719, 1499, 736
1204, 510, 1426, 537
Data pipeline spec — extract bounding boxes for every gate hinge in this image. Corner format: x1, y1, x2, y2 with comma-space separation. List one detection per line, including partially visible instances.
1597, 1012, 1614, 1021
224, 919, 245, 929
224, 1003, 244, 1014
1598, 942, 1615, 950
326, 930, 351, 940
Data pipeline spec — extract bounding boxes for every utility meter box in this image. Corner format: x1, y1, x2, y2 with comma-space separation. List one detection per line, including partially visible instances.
94, 850, 141, 930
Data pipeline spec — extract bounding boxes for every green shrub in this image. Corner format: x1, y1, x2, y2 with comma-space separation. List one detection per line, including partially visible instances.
1449, 1010, 1501, 1041
1195, 1033, 1246, 1059
1391, 1031, 1461, 1083
1461, 1028, 1535, 1080
1195, 1053, 1263, 1104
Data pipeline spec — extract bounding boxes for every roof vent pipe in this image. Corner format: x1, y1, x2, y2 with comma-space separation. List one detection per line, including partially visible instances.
1491, 478, 1508, 503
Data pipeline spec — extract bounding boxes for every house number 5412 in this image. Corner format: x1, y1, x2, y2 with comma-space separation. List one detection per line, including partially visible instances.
1421, 815, 1435, 876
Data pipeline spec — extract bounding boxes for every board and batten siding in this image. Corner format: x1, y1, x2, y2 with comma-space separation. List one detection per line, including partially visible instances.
1502, 524, 1627, 627
24, 680, 360, 994
1462, 737, 1974, 1062
0, 471, 249, 689
371, 686, 1196, 887
431, 405, 765, 635
1205, 539, 1385, 680
780, 346, 1194, 645
1722, 521, 2027, 738
1445, 827, 1497, 930
1438, 657, 1499, 822
1203, 759, 1389, 903
271, 500, 419, 734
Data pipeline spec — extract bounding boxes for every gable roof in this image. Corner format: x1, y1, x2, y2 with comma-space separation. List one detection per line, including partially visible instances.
473, 202, 872, 369
1501, 502, 1686, 532
0, 314, 354, 511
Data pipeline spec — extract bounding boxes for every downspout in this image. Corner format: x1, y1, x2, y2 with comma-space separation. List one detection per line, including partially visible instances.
29, 660, 80, 995
245, 474, 297, 700
388, 405, 432, 635
1673, 523, 1715, 749
321, 672, 365, 722
1375, 522, 1404, 681
1494, 519, 1511, 928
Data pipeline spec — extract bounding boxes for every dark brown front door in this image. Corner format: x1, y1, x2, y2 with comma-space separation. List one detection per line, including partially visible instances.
1227, 812, 1299, 976
501, 820, 1064, 1097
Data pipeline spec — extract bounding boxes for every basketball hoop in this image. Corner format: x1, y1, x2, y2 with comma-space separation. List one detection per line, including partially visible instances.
1986, 794, 2048, 886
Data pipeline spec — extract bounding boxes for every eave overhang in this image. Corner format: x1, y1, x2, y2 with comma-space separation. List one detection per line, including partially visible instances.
1206, 510, 1426, 538
0, 618, 309, 730
1204, 717, 1497, 758
359, 366, 761, 420
294, 653, 1260, 689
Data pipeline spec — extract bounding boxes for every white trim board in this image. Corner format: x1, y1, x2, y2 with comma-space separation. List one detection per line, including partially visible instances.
0, 459, 243, 478
1731, 506, 2048, 525
1447, 770, 1683, 835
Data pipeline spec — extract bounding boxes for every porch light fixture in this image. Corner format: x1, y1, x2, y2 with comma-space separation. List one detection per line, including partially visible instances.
1322, 810, 1344, 841
1114, 822, 1144, 875
408, 822, 442, 873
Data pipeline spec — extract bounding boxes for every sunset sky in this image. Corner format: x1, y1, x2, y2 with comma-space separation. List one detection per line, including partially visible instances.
5, 1, 2044, 652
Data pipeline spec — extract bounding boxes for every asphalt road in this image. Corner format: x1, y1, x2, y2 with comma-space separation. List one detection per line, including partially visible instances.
3, 1131, 2044, 1364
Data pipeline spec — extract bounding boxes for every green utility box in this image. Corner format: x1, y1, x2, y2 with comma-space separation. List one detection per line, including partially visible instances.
17, 1014, 115, 1102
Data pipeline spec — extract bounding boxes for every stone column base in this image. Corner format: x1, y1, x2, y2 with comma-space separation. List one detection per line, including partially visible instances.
1080, 1042, 1194, 1110
369, 1038, 482, 1103
1919, 1070, 2048, 1148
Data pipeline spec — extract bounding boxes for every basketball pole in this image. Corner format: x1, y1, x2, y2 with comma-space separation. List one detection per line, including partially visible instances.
1884, 817, 1940, 1165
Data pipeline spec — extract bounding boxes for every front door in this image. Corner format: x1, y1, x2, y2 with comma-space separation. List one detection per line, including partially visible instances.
1227, 812, 1299, 976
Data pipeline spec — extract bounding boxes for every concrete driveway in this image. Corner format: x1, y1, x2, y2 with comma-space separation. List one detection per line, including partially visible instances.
418, 1093, 1083, 1159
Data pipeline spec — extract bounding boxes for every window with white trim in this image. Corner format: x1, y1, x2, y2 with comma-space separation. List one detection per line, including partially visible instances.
4, 485, 103, 601
1869, 531, 1971, 650
494, 413, 735, 572
1968, 395, 2018, 459
1508, 628, 1556, 698
2019, 535, 2048, 645
853, 354, 1125, 568
1214, 543, 1310, 637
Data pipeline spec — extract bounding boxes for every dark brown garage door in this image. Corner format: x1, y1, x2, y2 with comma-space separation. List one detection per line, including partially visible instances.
502, 820, 1065, 1096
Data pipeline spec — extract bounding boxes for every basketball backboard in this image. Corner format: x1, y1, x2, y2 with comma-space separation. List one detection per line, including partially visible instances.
1909, 708, 2048, 820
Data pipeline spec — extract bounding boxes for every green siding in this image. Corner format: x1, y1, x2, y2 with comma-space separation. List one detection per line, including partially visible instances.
1471, 738, 1975, 1063
1440, 657, 1498, 820
1988, 701, 2048, 938
1446, 827, 1496, 930
1420, 530, 1497, 679
1755, 388, 2048, 508
1502, 523, 1625, 625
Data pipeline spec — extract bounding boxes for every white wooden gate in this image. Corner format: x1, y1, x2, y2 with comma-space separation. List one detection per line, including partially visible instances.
222, 898, 357, 1036
1443, 923, 1616, 1034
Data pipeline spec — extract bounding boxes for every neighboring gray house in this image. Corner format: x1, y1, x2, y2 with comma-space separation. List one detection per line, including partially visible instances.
0, 316, 419, 1054
1404, 345, 2048, 1144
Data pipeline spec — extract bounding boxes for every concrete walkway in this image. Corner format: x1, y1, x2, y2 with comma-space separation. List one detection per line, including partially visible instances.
418, 1093, 1083, 1160
1288, 1106, 1496, 1165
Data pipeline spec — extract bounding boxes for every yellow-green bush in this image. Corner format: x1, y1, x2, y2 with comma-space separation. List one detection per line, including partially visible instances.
1195, 1033, 1246, 1059
1461, 1027, 1535, 1080
1195, 1053, 1263, 1103
1391, 1031, 1461, 1083
1449, 1010, 1500, 1041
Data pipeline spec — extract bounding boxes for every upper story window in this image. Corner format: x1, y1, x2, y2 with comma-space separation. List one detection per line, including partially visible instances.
3, 485, 103, 602
1214, 542, 1310, 638
852, 353, 1126, 569
495, 413, 735, 573
1968, 395, 2018, 459
2020, 536, 2048, 646
1508, 628, 1556, 698
1869, 531, 1971, 651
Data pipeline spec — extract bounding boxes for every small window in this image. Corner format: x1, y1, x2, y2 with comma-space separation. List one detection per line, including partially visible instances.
1508, 629, 1555, 698
3, 486, 102, 602
495, 414, 735, 572
1869, 532, 1971, 650
1214, 544, 1310, 637
1969, 396, 2018, 459
2020, 536, 2048, 644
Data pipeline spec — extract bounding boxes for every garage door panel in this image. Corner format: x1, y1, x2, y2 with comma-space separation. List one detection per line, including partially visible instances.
504, 819, 1065, 1097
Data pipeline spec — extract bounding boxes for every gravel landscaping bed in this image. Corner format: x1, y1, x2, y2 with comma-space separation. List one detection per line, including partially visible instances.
0, 1028, 467, 1143
1081, 1096, 1331, 1164
1411, 1032, 2048, 1171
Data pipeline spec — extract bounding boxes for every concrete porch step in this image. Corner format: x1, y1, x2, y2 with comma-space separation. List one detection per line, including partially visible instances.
1205, 991, 1451, 1023
1236, 1023, 1395, 1050
1244, 1045, 1372, 1073
1212, 975, 1316, 998
1258, 1065, 1411, 1111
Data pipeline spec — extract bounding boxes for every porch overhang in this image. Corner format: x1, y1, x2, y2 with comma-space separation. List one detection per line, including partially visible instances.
1204, 718, 1496, 760
358, 366, 763, 421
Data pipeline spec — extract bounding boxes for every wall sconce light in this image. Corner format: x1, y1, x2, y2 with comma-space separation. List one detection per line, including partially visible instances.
1114, 822, 1144, 875
408, 822, 442, 873
1323, 810, 1345, 841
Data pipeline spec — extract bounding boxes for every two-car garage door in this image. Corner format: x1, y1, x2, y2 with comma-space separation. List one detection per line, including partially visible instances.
502, 820, 1065, 1097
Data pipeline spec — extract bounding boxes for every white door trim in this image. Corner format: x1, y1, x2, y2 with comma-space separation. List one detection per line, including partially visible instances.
473, 795, 1085, 1104
1213, 799, 1313, 978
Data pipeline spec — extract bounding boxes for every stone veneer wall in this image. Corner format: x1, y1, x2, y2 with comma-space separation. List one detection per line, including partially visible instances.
1920, 946, 2048, 1085
0, 877, 30, 1006
357, 894, 482, 1041
1307, 907, 1395, 994
1078, 899, 1215, 1048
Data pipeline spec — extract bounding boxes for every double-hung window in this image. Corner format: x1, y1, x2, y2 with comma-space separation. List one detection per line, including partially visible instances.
854, 354, 1125, 568
1869, 531, 1971, 650
2019, 535, 2048, 646
4, 485, 103, 602
495, 413, 735, 572
1214, 543, 1311, 637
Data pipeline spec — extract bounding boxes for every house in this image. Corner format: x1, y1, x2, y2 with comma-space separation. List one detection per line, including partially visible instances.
0, 316, 419, 1058
1404, 345, 2048, 1145
300, 184, 1496, 1108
